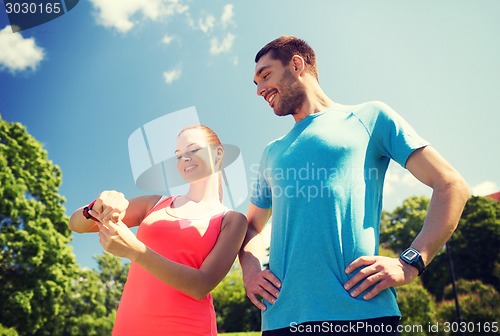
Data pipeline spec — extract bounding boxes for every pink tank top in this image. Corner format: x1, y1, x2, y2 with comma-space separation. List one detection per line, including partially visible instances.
112, 196, 225, 336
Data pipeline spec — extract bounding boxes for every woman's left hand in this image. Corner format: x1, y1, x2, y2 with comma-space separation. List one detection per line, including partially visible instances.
89, 209, 146, 261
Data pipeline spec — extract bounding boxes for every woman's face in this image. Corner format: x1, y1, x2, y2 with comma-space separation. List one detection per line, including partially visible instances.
175, 128, 222, 183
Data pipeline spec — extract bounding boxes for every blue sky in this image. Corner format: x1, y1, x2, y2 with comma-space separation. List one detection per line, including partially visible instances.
1, 0, 499, 269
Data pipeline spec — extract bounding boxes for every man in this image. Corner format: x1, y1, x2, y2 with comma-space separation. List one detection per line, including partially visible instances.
239, 36, 469, 335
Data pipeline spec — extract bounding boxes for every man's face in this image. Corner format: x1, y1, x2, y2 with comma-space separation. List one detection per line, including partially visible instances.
254, 53, 306, 117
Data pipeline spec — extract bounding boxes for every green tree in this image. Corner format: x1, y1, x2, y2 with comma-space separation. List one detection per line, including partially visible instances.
95, 252, 129, 313
380, 195, 430, 253
58, 253, 128, 335
212, 262, 261, 332
61, 268, 114, 335
422, 196, 499, 299
397, 280, 438, 336
0, 116, 82, 334
0, 324, 18, 336
452, 197, 499, 289
0, 117, 133, 335
437, 279, 500, 335
380, 195, 500, 300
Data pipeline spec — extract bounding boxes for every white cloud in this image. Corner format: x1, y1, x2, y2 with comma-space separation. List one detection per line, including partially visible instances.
382, 162, 431, 210
209, 33, 235, 55
0, 26, 45, 73
163, 65, 182, 84
221, 4, 235, 28
383, 167, 399, 197
90, 0, 188, 33
89, 1, 237, 65
188, 5, 232, 33
185, 4, 236, 55
401, 170, 419, 187
198, 14, 216, 34
384, 163, 423, 194
161, 34, 175, 45
471, 181, 498, 196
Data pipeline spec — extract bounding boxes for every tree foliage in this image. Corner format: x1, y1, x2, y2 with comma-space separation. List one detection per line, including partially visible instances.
0, 324, 18, 336
59, 253, 128, 335
212, 262, 261, 332
381, 193, 500, 334
397, 280, 438, 336
437, 279, 500, 333
0, 116, 80, 334
380, 195, 430, 253
422, 196, 500, 299
95, 252, 129, 313
450, 196, 499, 289
381, 194, 500, 299
60, 267, 113, 335
0, 117, 129, 335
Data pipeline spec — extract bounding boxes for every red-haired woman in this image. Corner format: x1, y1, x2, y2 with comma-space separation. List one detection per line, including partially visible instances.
69, 125, 248, 335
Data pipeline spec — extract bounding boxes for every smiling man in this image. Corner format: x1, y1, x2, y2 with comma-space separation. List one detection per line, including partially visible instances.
239, 36, 469, 335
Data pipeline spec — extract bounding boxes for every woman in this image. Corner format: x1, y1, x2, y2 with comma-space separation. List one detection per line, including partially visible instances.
69, 125, 248, 335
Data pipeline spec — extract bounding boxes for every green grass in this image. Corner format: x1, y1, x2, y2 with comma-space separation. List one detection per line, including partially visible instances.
219, 333, 260, 336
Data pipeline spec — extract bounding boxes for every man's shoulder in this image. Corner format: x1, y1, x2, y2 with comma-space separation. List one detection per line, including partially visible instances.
263, 134, 287, 151
332, 100, 391, 115
335, 100, 398, 127
328, 101, 404, 139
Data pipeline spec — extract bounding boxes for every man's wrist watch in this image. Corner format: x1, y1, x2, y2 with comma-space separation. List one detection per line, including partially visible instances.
400, 247, 426, 276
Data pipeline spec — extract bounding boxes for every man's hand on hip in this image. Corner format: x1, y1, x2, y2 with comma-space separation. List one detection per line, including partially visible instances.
343, 256, 418, 300
243, 268, 282, 311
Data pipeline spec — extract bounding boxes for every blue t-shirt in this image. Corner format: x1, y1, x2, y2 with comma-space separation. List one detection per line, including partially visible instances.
250, 101, 429, 331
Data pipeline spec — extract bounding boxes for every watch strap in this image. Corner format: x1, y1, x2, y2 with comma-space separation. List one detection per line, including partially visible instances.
82, 200, 97, 220
413, 256, 426, 276
400, 247, 427, 276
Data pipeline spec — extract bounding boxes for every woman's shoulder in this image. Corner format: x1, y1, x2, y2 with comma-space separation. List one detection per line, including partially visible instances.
129, 194, 170, 219
131, 194, 167, 207
223, 210, 247, 220
220, 210, 248, 231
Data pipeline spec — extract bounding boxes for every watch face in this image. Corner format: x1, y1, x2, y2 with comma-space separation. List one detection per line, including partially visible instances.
403, 249, 418, 261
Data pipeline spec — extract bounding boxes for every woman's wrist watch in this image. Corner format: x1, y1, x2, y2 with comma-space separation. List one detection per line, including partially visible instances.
82, 200, 97, 220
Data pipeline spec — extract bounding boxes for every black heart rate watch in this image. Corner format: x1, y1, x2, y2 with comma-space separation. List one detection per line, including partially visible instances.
400, 247, 426, 276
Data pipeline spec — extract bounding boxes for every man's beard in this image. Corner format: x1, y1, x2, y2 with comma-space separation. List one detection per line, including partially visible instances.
274, 68, 307, 117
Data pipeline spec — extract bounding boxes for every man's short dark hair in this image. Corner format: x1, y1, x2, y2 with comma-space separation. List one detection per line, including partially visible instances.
255, 36, 318, 80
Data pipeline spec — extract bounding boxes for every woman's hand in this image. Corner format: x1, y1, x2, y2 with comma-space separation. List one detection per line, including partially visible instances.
90, 209, 146, 261
93, 190, 129, 224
